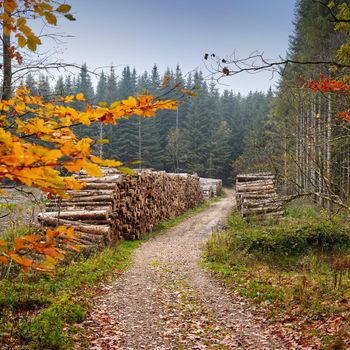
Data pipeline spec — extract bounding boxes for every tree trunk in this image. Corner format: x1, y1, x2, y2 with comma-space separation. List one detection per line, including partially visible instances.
2, 33, 12, 100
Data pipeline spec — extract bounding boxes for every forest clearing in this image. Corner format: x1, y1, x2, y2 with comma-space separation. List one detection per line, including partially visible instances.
3, 0, 350, 349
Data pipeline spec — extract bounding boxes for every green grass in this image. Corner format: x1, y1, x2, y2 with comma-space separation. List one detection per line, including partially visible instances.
203, 205, 350, 349
0, 194, 222, 349
0, 240, 140, 349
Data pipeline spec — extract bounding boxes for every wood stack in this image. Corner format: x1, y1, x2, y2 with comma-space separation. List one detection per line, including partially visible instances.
38, 168, 204, 244
112, 171, 203, 240
199, 178, 223, 199
235, 172, 283, 220
38, 168, 121, 245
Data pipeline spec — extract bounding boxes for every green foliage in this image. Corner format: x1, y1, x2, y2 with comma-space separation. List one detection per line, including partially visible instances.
203, 205, 350, 348
20, 294, 85, 350
0, 241, 139, 349
205, 210, 350, 268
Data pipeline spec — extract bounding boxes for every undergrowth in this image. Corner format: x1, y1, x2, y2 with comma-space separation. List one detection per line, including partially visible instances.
203, 204, 350, 349
0, 241, 140, 349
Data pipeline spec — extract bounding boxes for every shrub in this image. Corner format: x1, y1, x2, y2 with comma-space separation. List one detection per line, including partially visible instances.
204, 213, 350, 267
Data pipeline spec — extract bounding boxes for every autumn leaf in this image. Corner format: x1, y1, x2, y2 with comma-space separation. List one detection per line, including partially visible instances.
56, 4, 71, 13
76, 92, 85, 101
0, 256, 9, 265
13, 237, 25, 251
4, 0, 18, 12
45, 12, 57, 25
17, 34, 26, 48
9, 252, 33, 268
95, 139, 109, 144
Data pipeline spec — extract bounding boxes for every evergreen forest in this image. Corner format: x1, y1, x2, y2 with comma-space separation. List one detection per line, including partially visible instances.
22, 65, 272, 185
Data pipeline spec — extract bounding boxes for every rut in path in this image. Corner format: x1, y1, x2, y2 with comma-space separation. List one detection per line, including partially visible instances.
85, 190, 287, 350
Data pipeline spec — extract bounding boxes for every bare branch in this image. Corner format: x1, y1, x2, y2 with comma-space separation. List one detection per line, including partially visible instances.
203, 51, 350, 82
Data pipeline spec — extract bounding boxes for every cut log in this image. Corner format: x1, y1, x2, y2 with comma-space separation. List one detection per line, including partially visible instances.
236, 172, 283, 220
73, 175, 122, 183
39, 210, 109, 220
38, 215, 110, 235
83, 183, 116, 189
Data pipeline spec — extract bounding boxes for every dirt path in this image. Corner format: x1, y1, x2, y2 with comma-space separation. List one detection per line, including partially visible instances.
85, 191, 287, 350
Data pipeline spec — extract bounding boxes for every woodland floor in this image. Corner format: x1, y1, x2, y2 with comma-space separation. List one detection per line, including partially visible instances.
81, 191, 290, 350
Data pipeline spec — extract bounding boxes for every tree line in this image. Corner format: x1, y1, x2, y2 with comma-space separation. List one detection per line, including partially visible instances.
22, 65, 272, 184
232, 0, 350, 209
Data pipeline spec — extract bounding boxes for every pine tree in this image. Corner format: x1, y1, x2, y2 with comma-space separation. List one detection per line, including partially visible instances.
95, 71, 107, 103
37, 75, 51, 101
24, 73, 38, 95
77, 63, 94, 103
137, 71, 162, 169
106, 67, 118, 104
54, 76, 65, 97
110, 66, 139, 163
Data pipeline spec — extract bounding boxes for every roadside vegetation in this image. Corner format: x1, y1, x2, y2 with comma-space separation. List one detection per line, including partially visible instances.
0, 194, 221, 350
203, 203, 350, 349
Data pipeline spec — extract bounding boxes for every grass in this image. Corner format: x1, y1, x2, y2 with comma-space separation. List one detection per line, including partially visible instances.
203, 204, 350, 349
0, 241, 140, 349
0, 193, 222, 349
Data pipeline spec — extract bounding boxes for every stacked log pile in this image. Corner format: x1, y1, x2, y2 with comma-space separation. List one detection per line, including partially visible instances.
112, 171, 203, 240
235, 172, 283, 220
38, 168, 121, 245
38, 168, 204, 244
199, 178, 223, 199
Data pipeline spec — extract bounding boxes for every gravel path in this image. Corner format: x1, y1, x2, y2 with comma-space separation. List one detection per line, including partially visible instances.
84, 191, 288, 349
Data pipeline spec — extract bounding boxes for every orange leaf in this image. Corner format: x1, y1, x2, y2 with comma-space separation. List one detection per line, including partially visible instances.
13, 237, 25, 251
76, 93, 85, 101
9, 252, 33, 268
0, 256, 9, 265
24, 234, 41, 243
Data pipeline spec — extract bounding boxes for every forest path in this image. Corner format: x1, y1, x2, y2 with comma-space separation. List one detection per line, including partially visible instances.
85, 190, 287, 350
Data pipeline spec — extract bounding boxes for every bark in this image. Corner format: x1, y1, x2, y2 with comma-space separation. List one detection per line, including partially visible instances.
38, 215, 110, 235
39, 210, 109, 220
2, 33, 12, 100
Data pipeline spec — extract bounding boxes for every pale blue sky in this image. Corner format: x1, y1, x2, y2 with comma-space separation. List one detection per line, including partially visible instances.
39, 0, 296, 94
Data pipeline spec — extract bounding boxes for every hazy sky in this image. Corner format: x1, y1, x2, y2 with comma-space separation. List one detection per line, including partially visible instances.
40, 0, 296, 94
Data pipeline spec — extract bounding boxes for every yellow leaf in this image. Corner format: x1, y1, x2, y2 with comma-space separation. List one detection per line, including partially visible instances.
56, 4, 71, 13
95, 139, 109, 145
78, 112, 91, 126
110, 101, 120, 109
17, 18, 26, 27
19, 24, 32, 36
76, 93, 85, 101
26, 37, 37, 51
123, 96, 137, 108
44, 12, 57, 25
64, 95, 74, 103
17, 35, 26, 48
4, 0, 18, 13
83, 161, 103, 177
30, 35, 42, 45
117, 167, 134, 175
